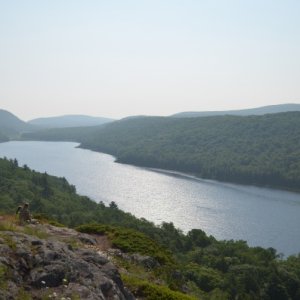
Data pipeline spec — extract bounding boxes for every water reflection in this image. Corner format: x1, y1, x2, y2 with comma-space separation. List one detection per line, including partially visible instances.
0, 141, 299, 256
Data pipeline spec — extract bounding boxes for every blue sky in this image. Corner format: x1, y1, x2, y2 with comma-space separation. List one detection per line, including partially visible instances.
0, 0, 299, 120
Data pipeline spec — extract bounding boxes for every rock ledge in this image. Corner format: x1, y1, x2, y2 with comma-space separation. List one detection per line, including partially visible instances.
0, 224, 134, 300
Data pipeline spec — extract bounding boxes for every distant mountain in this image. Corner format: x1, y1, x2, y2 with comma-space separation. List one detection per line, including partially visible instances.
172, 103, 300, 118
0, 109, 35, 139
28, 115, 114, 128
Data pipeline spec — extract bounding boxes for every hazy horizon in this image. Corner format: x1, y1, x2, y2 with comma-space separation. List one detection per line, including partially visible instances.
1, 102, 299, 122
1, 1, 300, 120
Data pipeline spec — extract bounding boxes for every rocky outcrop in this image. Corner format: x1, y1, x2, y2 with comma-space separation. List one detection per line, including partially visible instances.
107, 249, 160, 270
0, 224, 134, 300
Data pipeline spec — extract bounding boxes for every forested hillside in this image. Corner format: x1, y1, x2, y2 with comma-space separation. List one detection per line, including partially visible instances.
1, 157, 300, 299
22, 112, 300, 191
172, 103, 300, 118
0, 109, 36, 138
0, 131, 9, 142
22, 124, 103, 142
28, 114, 114, 128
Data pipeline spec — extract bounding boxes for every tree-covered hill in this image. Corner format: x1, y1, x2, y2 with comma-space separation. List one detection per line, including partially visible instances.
0, 109, 36, 138
1, 157, 300, 299
22, 112, 300, 191
22, 124, 104, 142
28, 114, 114, 128
172, 103, 300, 118
81, 112, 300, 191
0, 131, 9, 143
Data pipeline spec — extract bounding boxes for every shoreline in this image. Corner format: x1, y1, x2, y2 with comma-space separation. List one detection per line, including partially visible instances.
78, 143, 300, 195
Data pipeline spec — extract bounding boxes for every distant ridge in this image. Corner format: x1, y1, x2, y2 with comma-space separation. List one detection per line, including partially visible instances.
28, 114, 114, 128
172, 103, 300, 118
0, 109, 35, 138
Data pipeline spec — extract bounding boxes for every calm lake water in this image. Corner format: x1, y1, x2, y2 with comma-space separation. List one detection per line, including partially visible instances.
0, 141, 300, 256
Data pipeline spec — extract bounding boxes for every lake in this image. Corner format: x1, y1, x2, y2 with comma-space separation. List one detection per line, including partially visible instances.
0, 141, 300, 256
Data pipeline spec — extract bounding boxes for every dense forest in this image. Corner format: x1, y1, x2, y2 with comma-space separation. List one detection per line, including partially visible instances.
23, 112, 300, 191
28, 114, 114, 128
1, 157, 300, 299
171, 103, 300, 118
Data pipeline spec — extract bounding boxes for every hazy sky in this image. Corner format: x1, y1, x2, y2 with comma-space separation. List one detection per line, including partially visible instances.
1, 1, 300, 120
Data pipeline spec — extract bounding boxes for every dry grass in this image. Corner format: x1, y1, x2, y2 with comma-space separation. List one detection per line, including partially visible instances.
0, 215, 19, 232
0, 215, 48, 239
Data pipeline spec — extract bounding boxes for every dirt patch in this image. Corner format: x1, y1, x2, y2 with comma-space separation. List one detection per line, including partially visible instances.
93, 234, 112, 251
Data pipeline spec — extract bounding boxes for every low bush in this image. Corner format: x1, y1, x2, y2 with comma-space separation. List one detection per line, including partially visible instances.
76, 223, 173, 265
122, 275, 198, 300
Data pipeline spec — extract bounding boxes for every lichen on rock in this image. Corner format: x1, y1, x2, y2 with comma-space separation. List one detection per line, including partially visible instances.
0, 224, 134, 300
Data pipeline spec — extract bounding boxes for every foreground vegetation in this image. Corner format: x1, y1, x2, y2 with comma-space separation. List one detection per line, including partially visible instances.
23, 112, 300, 191
1, 157, 300, 299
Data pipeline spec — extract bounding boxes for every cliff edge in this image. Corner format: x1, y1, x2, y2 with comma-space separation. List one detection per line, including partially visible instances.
0, 219, 134, 300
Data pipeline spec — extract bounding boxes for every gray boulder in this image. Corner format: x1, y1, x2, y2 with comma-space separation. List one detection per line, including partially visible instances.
0, 229, 134, 299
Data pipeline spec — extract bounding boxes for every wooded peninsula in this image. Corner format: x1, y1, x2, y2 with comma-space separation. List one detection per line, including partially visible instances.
22, 112, 300, 192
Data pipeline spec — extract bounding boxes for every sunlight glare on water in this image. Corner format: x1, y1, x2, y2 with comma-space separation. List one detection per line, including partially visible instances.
0, 141, 300, 256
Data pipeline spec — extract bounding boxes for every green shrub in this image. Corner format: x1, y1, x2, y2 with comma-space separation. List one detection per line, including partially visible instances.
184, 264, 223, 292
33, 213, 65, 227
76, 223, 173, 265
76, 223, 108, 235
122, 275, 198, 300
